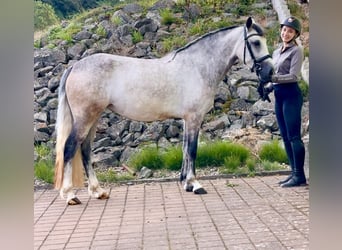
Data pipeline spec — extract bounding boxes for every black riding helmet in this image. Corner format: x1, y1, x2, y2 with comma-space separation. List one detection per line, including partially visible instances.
281, 16, 301, 38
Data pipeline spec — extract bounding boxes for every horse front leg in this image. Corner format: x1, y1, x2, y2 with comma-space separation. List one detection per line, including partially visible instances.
180, 122, 207, 194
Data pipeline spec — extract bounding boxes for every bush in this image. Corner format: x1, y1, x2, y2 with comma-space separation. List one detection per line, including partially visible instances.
132, 30, 143, 44
34, 1, 59, 31
48, 22, 82, 43
259, 140, 288, 164
128, 146, 164, 171
35, 160, 55, 184
163, 146, 183, 171
160, 8, 177, 27
196, 141, 249, 167
34, 144, 55, 183
128, 141, 252, 172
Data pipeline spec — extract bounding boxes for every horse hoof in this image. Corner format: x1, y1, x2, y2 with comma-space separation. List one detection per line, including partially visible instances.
97, 192, 110, 200
184, 183, 193, 192
67, 197, 82, 205
194, 187, 207, 195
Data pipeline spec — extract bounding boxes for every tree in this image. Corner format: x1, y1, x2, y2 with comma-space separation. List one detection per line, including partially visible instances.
34, 1, 59, 31
39, 0, 98, 18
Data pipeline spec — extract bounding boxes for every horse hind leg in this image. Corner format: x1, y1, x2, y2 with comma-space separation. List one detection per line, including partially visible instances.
81, 125, 109, 200
60, 127, 82, 205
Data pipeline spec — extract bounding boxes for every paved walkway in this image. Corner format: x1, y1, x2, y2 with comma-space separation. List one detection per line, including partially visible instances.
34, 176, 309, 250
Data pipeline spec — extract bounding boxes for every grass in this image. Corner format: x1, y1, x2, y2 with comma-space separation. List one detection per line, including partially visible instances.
160, 8, 178, 27
47, 22, 83, 44
132, 30, 144, 44
34, 144, 55, 184
126, 140, 287, 179
258, 140, 288, 164
128, 146, 164, 171
96, 168, 134, 183
188, 18, 235, 37
34, 139, 289, 185
160, 35, 187, 53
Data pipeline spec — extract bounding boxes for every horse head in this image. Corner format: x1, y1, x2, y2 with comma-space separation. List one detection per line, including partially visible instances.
241, 17, 274, 83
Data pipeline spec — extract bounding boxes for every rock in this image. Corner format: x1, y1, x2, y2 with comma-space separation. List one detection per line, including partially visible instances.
74, 30, 92, 41
34, 48, 66, 67
67, 43, 87, 60
138, 166, 153, 179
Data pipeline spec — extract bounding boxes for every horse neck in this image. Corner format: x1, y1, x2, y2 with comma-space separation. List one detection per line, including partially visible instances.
171, 26, 243, 83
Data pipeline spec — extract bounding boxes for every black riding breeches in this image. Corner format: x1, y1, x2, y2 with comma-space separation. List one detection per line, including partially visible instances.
273, 82, 305, 174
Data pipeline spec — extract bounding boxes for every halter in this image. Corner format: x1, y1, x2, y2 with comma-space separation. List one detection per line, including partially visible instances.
243, 27, 271, 75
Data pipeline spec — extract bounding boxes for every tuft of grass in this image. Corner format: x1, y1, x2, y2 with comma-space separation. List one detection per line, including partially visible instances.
261, 160, 288, 172
95, 25, 107, 37
197, 141, 250, 168
35, 160, 55, 184
34, 144, 54, 183
265, 25, 280, 54
258, 140, 288, 164
162, 146, 183, 171
111, 15, 123, 26
132, 30, 144, 44
160, 8, 177, 27
128, 146, 164, 171
287, 0, 307, 21
299, 79, 309, 100
160, 35, 187, 53
96, 168, 134, 183
128, 140, 253, 173
48, 22, 82, 43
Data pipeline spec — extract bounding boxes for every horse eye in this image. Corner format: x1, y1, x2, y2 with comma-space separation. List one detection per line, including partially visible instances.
253, 40, 261, 47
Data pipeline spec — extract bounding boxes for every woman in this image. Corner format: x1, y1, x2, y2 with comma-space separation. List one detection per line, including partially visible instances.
265, 16, 307, 187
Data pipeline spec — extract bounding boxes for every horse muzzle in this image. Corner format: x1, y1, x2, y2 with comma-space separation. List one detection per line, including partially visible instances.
257, 61, 274, 84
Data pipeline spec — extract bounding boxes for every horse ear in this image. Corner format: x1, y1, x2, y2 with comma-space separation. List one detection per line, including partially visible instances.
246, 17, 253, 30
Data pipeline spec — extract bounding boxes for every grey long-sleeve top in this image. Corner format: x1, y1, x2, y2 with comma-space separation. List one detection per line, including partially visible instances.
272, 42, 304, 85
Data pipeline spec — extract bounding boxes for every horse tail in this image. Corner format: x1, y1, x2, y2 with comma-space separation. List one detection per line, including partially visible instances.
54, 66, 84, 190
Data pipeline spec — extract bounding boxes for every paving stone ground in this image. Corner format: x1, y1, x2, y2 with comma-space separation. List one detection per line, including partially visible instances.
34, 176, 309, 250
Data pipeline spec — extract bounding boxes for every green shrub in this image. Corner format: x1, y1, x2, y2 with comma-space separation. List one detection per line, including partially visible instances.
163, 146, 183, 171
128, 146, 164, 171
95, 25, 107, 37
35, 160, 55, 184
48, 22, 82, 43
160, 8, 177, 27
132, 30, 143, 44
161, 36, 187, 53
111, 15, 122, 26
259, 140, 288, 164
261, 160, 287, 171
299, 79, 309, 100
34, 144, 54, 183
34, 1, 59, 31
96, 168, 133, 183
265, 25, 280, 54
196, 141, 250, 168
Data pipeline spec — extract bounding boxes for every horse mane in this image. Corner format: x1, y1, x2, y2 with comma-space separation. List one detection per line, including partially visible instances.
168, 21, 264, 61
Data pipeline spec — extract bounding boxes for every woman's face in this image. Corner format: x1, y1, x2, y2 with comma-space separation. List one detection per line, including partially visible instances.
281, 25, 297, 43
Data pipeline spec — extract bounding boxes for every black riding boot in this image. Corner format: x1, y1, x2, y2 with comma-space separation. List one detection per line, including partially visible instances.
278, 140, 294, 185
281, 139, 307, 187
